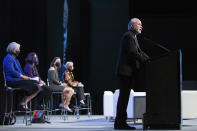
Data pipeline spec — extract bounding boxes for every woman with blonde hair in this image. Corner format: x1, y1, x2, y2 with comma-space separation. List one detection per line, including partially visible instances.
48, 57, 74, 112
63, 61, 85, 106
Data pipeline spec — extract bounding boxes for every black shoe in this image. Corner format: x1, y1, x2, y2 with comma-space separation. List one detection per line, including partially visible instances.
44, 120, 51, 124
114, 122, 136, 130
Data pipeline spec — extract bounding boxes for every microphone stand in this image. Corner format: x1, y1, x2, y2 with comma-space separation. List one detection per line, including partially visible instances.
141, 36, 171, 60
142, 36, 171, 53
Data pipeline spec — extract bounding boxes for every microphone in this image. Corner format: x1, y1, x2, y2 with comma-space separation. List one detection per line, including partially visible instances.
141, 36, 171, 53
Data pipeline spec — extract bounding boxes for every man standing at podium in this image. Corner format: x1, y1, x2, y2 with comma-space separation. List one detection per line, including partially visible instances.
114, 18, 150, 130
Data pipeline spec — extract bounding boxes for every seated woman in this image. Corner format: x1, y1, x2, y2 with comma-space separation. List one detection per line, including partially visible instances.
3, 42, 41, 110
63, 61, 85, 106
24, 52, 52, 109
48, 57, 74, 112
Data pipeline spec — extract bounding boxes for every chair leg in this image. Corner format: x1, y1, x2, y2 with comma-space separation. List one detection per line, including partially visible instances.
61, 107, 68, 120
73, 97, 80, 119
24, 96, 32, 126
60, 93, 68, 121
48, 96, 53, 118
10, 91, 14, 114
43, 98, 51, 121
3, 90, 9, 125
88, 95, 92, 117
49, 92, 69, 121
50, 94, 54, 111
72, 94, 92, 119
73, 106, 80, 119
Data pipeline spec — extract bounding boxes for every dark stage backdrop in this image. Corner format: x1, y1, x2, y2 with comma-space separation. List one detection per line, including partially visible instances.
0, 0, 65, 114
0, 0, 196, 114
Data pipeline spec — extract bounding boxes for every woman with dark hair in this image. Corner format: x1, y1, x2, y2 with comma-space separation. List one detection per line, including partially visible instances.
24, 52, 52, 109
48, 57, 74, 112
3, 42, 41, 110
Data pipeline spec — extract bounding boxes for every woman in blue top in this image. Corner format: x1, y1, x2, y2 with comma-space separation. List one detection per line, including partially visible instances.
3, 42, 41, 110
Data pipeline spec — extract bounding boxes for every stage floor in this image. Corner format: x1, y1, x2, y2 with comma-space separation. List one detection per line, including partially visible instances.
0, 115, 197, 131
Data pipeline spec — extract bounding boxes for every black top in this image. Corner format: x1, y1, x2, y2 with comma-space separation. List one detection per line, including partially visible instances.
24, 63, 39, 78
115, 30, 150, 77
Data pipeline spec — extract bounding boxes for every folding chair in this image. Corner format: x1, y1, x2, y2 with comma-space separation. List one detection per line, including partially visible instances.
3, 72, 32, 125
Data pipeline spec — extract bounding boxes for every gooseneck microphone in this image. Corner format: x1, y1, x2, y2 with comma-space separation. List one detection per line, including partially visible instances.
141, 36, 171, 53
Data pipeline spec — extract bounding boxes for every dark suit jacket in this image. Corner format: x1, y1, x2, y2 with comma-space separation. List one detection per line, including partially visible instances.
115, 30, 149, 77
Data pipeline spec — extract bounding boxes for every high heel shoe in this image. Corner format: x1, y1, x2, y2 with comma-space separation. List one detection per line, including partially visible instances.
80, 100, 85, 105
79, 101, 86, 107
59, 104, 73, 112
19, 104, 29, 111
20, 99, 29, 110
65, 107, 73, 113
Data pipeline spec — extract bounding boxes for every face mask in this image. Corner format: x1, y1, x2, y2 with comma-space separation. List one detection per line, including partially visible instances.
14, 50, 20, 56
55, 62, 61, 68
33, 57, 39, 65
68, 66, 74, 71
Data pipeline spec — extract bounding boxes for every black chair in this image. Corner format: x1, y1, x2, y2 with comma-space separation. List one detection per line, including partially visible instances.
47, 79, 92, 119
3, 72, 32, 125
73, 92, 92, 119
47, 79, 68, 121
49, 91, 68, 120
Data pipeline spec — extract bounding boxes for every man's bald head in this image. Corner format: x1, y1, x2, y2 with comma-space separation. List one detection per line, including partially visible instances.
128, 18, 143, 34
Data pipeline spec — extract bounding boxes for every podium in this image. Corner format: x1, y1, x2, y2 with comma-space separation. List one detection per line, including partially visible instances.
143, 50, 182, 130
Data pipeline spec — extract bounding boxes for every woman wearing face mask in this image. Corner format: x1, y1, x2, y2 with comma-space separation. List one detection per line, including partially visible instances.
3, 42, 41, 110
24, 52, 52, 109
63, 61, 85, 106
48, 57, 74, 112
